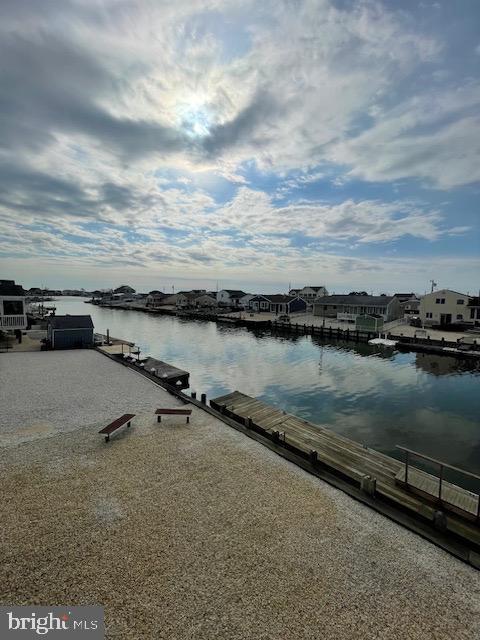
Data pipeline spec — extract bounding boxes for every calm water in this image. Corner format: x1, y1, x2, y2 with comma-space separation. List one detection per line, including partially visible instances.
54, 298, 480, 478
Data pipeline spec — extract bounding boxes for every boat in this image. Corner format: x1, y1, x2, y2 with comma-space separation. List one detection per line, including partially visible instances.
368, 337, 398, 347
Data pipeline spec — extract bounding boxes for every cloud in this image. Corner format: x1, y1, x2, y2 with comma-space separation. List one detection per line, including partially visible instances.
0, 0, 478, 291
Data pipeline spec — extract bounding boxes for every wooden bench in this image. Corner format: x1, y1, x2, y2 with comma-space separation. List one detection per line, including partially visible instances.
155, 408, 192, 424
99, 413, 135, 442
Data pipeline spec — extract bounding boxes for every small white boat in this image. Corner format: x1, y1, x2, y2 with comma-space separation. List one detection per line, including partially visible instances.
368, 337, 397, 347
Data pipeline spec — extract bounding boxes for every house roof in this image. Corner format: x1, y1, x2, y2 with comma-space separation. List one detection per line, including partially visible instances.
303, 286, 326, 291
222, 289, 247, 297
0, 280, 25, 296
317, 295, 394, 305
177, 291, 204, 299
48, 315, 94, 329
252, 294, 297, 303
394, 293, 417, 299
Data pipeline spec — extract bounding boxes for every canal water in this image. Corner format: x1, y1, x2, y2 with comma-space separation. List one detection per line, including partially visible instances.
54, 298, 480, 477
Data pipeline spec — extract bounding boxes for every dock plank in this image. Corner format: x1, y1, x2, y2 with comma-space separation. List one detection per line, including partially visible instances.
395, 467, 479, 516
211, 390, 480, 550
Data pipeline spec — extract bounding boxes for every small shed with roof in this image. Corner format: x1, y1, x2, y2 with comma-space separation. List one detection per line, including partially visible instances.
47, 315, 94, 349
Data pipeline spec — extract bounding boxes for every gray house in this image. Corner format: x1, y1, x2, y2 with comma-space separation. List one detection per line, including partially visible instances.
47, 315, 94, 349
313, 295, 402, 322
248, 295, 307, 315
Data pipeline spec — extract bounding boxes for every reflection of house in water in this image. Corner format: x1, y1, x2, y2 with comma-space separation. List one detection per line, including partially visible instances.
415, 352, 480, 376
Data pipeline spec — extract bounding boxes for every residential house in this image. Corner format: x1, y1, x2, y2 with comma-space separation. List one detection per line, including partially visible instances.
176, 290, 207, 309
467, 297, 480, 327
296, 286, 328, 303
193, 294, 217, 309
313, 295, 402, 322
240, 293, 254, 308
46, 315, 94, 349
217, 289, 247, 307
248, 295, 307, 315
419, 289, 471, 327
146, 290, 167, 308
394, 293, 420, 316
0, 280, 27, 331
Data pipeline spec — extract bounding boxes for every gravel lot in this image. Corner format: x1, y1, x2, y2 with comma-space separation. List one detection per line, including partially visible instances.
1, 349, 479, 639
0, 350, 171, 446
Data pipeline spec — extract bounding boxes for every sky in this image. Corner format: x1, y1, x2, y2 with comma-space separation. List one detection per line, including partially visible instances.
0, 0, 479, 294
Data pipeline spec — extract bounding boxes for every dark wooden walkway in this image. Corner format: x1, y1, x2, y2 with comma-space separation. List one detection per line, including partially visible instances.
211, 391, 480, 554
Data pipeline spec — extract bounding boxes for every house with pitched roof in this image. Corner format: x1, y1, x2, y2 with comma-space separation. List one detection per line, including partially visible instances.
313, 294, 402, 322
248, 295, 307, 315
217, 289, 247, 307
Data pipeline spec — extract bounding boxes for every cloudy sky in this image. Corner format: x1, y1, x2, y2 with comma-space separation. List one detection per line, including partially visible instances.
1, 0, 479, 293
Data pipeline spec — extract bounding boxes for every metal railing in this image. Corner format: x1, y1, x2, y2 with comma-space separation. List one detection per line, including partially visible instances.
397, 445, 480, 519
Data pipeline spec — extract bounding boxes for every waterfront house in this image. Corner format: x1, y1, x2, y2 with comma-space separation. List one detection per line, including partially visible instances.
193, 294, 217, 309
146, 291, 167, 308
176, 290, 207, 309
240, 293, 254, 308
217, 289, 247, 307
46, 315, 94, 349
0, 280, 27, 332
467, 297, 480, 327
419, 289, 471, 327
297, 286, 328, 303
249, 295, 307, 315
313, 294, 402, 322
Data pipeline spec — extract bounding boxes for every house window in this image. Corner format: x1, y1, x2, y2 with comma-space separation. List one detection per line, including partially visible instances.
426, 312, 433, 319
435, 298, 445, 304
456, 314, 463, 320
471, 309, 475, 319
260, 301, 268, 309
3, 300, 24, 315
457, 299, 464, 305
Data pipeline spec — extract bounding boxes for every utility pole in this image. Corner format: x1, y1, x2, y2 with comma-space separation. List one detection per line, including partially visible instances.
430, 279, 437, 293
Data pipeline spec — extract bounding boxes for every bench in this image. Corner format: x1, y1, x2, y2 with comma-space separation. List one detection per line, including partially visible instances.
155, 408, 192, 424
99, 413, 135, 442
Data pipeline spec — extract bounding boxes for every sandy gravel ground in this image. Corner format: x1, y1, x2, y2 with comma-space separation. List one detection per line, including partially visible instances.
1, 350, 479, 639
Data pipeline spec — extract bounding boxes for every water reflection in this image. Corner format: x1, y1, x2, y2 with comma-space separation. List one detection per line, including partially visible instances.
54, 298, 480, 474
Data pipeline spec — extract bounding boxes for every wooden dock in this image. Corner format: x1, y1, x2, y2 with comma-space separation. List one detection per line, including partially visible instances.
395, 467, 479, 517
141, 357, 189, 388
210, 391, 480, 561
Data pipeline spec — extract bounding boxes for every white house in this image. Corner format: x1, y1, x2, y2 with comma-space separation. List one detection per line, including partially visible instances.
240, 293, 254, 308
419, 289, 471, 327
290, 286, 328, 303
0, 280, 27, 331
217, 289, 247, 307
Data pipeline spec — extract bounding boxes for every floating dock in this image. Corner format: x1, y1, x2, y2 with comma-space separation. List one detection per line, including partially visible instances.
210, 390, 480, 566
140, 357, 189, 388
